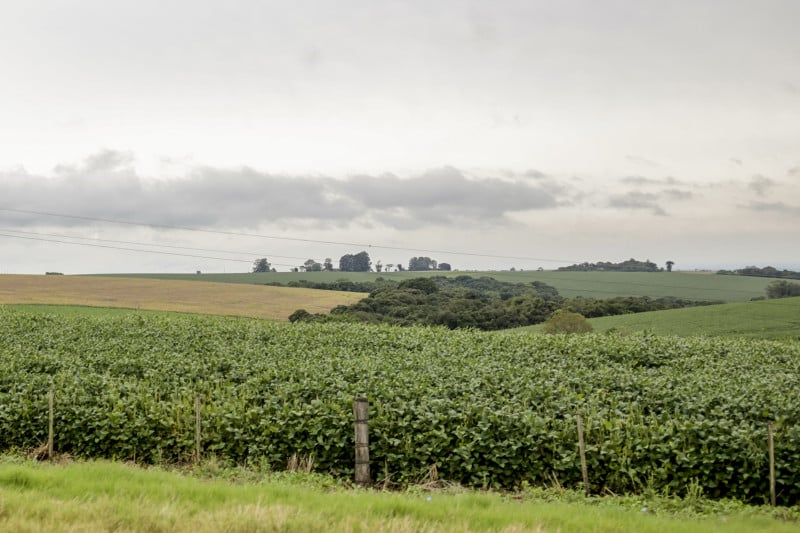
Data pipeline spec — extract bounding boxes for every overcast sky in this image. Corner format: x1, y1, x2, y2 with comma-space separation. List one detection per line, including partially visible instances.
1, 0, 798, 274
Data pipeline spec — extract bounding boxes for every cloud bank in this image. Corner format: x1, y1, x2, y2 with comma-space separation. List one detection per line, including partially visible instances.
0, 153, 564, 230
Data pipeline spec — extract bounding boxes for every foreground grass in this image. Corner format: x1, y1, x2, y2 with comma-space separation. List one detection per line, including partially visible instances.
97, 271, 777, 302
516, 297, 800, 340
0, 274, 362, 320
0, 459, 798, 532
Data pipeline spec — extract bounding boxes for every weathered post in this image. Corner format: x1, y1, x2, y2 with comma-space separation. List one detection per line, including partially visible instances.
353, 397, 370, 486
576, 414, 589, 495
194, 394, 202, 464
47, 384, 55, 460
768, 422, 776, 506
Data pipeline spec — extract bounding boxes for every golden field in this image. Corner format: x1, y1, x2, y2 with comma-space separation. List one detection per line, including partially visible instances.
0, 275, 363, 320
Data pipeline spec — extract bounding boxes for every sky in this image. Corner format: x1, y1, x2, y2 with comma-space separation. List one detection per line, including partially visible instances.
1, 0, 798, 274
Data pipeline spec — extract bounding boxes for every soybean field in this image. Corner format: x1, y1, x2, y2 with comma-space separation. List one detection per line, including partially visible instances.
1, 309, 799, 504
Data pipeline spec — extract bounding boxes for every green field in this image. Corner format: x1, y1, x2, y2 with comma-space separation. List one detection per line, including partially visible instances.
2, 309, 799, 504
95, 271, 778, 302
1, 458, 797, 533
517, 297, 800, 340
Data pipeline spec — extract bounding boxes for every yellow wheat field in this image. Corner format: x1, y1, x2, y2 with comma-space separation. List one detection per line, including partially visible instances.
0, 275, 363, 320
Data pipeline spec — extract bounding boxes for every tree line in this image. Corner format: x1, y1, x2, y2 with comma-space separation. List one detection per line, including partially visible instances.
252, 252, 451, 273
557, 258, 670, 272
718, 265, 800, 280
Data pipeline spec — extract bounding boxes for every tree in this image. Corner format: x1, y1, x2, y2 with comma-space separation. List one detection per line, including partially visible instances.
323, 258, 334, 271
375, 261, 383, 273
339, 251, 371, 272
304, 259, 322, 272
666, 261, 674, 272
385, 263, 394, 272
542, 310, 593, 334
766, 280, 800, 299
252, 258, 271, 273
438, 262, 452, 271
408, 256, 437, 271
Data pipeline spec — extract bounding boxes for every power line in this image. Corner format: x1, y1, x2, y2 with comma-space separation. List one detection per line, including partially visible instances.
0, 227, 312, 262
0, 232, 297, 268
0, 207, 576, 264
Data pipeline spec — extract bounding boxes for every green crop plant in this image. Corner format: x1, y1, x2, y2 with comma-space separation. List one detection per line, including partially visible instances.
0, 309, 798, 504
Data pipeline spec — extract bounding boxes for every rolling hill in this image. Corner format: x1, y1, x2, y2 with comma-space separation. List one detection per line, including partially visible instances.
95, 271, 777, 302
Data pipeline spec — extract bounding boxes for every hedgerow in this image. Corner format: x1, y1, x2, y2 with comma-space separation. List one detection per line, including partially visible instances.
0, 309, 798, 504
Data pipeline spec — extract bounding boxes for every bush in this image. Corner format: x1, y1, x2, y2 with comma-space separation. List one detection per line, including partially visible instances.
766, 280, 800, 299
542, 310, 593, 334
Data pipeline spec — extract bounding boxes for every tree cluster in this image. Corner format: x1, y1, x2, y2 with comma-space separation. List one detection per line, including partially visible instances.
252, 258, 272, 273
288, 275, 716, 331
338, 251, 371, 272
718, 266, 800, 281
558, 258, 661, 272
766, 280, 800, 299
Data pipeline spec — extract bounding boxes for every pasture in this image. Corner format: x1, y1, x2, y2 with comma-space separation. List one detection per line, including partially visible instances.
97, 270, 778, 302
0, 274, 362, 320
517, 297, 800, 340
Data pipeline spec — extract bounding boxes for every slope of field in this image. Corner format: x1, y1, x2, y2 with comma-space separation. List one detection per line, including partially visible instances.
515, 297, 800, 339
96, 271, 776, 302
2, 459, 797, 533
0, 275, 362, 320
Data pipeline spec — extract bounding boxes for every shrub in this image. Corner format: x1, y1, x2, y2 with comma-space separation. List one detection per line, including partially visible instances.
542, 310, 593, 334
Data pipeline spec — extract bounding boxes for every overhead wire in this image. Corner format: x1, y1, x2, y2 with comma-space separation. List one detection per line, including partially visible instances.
0, 232, 298, 268
0, 207, 576, 264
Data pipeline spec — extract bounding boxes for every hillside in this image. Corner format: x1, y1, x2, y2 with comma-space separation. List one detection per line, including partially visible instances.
514, 297, 800, 340
0, 275, 362, 320
95, 271, 777, 302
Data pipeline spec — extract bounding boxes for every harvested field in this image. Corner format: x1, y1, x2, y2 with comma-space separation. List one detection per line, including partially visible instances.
0, 275, 363, 320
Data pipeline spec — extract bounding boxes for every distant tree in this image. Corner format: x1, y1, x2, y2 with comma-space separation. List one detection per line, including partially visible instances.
396, 264, 405, 271
666, 261, 674, 272
304, 259, 322, 272
339, 251, 371, 272
288, 309, 321, 323
375, 260, 383, 273
766, 280, 800, 299
542, 310, 593, 334
437, 263, 452, 271
398, 277, 439, 294
385, 263, 394, 272
323, 258, 334, 271
252, 258, 271, 273
291, 267, 299, 273
409, 256, 437, 271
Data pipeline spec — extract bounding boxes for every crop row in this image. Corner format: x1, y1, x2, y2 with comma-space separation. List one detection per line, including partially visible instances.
0, 309, 799, 503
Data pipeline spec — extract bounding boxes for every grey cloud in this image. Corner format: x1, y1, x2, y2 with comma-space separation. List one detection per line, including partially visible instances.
748, 175, 775, 196
338, 166, 558, 224
54, 149, 135, 176
620, 175, 685, 186
608, 191, 667, 216
745, 201, 800, 216
662, 189, 692, 201
0, 157, 562, 230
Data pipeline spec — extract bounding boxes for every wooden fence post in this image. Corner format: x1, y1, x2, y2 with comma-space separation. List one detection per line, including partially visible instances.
768, 422, 776, 506
353, 397, 370, 486
47, 385, 55, 460
576, 413, 589, 495
195, 394, 202, 464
